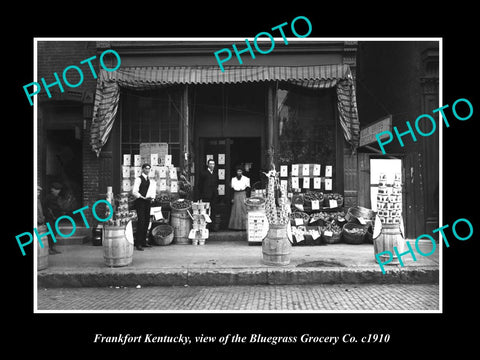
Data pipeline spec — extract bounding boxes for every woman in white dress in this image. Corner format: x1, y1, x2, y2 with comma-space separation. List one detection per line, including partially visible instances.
228, 166, 250, 230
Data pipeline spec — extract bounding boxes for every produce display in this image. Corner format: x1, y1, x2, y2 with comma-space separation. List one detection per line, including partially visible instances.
376, 173, 402, 224
264, 168, 290, 225
309, 211, 346, 224
324, 193, 343, 207
303, 191, 324, 203
170, 198, 192, 210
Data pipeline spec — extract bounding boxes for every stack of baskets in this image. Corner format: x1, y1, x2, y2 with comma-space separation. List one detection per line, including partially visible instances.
343, 206, 376, 244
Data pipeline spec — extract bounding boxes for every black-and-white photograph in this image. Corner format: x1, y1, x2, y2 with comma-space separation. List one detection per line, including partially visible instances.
32, 38, 441, 312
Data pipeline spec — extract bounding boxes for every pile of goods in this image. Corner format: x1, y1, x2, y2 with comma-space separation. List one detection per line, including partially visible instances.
104, 188, 138, 226
264, 168, 290, 225
170, 198, 192, 210
320, 222, 343, 244
289, 211, 310, 226
303, 191, 325, 210
309, 211, 346, 226
376, 173, 402, 224
290, 225, 323, 246
189, 201, 210, 245
324, 193, 343, 208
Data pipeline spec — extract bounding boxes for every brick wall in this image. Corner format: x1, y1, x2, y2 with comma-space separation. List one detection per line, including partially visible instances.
37, 41, 102, 226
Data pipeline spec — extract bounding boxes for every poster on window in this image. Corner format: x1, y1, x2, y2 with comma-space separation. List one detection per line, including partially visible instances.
206, 154, 214, 165
169, 167, 177, 180
218, 184, 225, 196
159, 179, 167, 191
291, 164, 299, 176
302, 177, 310, 189
218, 154, 225, 165
159, 166, 167, 178
218, 169, 225, 180
134, 154, 142, 167
291, 177, 299, 189
280, 165, 288, 177
325, 178, 332, 191
302, 164, 310, 176
164, 154, 172, 167
313, 177, 321, 189
123, 154, 131, 166
325, 165, 333, 177
122, 166, 130, 178
150, 153, 158, 166
170, 181, 178, 193
313, 164, 321, 176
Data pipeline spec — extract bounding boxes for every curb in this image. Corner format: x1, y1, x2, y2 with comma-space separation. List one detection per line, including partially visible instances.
37, 266, 439, 288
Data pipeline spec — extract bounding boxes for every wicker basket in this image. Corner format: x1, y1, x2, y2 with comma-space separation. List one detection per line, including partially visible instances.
151, 224, 174, 246
323, 230, 342, 244
324, 194, 344, 208
342, 222, 368, 244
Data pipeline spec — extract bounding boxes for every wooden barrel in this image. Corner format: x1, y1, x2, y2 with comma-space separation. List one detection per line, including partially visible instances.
262, 224, 292, 266
373, 224, 406, 265
37, 225, 49, 271
103, 226, 133, 267
171, 209, 191, 244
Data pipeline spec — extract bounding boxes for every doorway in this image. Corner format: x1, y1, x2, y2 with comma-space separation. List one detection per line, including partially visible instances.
197, 137, 262, 230
369, 158, 404, 226
45, 129, 83, 214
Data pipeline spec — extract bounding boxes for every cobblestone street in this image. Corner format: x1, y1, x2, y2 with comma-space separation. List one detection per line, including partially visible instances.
37, 284, 439, 311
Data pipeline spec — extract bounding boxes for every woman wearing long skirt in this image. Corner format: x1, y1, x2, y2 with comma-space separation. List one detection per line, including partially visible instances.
228, 166, 250, 230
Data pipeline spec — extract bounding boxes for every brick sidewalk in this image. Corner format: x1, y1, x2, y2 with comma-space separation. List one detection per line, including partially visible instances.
37, 240, 440, 287
36, 284, 439, 311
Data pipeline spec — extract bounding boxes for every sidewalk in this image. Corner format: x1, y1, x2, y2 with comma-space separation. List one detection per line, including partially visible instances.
37, 232, 439, 288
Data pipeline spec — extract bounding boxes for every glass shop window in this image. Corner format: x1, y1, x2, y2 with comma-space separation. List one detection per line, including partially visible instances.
277, 85, 336, 167
121, 88, 182, 165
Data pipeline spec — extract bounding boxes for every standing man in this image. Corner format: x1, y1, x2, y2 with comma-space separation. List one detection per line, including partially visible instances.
132, 163, 156, 251
45, 182, 63, 254
198, 158, 219, 230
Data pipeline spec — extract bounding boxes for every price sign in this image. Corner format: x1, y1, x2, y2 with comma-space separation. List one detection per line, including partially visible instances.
329, 199, 338, 208
294, 218, 304, 226
324, 230, 333, 237
311, 200, 320, 210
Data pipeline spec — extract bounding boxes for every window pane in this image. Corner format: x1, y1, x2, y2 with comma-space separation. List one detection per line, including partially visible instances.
121, 88, 181, 164
277, 86, 335, 168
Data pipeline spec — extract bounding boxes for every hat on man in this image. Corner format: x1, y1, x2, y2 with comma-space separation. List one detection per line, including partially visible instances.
51, 182, 63, 190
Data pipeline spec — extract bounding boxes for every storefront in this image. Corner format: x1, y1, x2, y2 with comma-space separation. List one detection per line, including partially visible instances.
90, 55, 360, 232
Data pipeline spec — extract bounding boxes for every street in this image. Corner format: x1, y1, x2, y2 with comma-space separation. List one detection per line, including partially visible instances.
37, 284, 439, 311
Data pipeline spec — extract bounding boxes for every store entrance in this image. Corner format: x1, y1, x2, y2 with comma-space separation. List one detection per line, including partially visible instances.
198, 137, 261, 230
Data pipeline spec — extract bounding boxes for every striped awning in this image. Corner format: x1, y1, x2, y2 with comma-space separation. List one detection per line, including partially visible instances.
91, 64, 360, 155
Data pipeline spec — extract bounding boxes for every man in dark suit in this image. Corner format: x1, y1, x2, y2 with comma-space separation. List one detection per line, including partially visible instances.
198, 158, 219, 229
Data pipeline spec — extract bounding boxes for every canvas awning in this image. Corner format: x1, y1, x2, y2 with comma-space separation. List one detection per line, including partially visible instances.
91, 64, 360, 156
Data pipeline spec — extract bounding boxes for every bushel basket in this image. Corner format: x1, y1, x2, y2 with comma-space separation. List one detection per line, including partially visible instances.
342, 222, 368, 244
151, 224, 174, 246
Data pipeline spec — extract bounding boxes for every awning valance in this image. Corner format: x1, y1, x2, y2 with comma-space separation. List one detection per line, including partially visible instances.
91, 64, 360, 156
